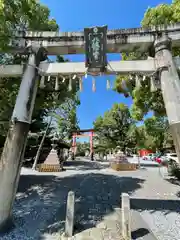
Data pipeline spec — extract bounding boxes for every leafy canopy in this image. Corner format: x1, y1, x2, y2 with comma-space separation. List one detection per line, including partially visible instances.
93, 105, 174, 153
0, 1, 80, 151
114, 0, 180, 121
93, 103, 136, 152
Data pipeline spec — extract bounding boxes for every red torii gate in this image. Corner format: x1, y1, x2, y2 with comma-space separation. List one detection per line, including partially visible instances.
72, 129, 96, 160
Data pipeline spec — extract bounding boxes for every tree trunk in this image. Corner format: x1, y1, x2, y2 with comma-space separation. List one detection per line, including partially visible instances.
32, 116, 52, 170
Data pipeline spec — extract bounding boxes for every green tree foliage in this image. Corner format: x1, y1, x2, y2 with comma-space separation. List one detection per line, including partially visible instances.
75, 142, 90, 157
0, 0, 58, 51
93, 103, 136, 152
0, 0, 59, 134
0, 1, 80, 152
126, 124, 146, 150
144, 116, 174, 151
52, 96, 80, 141
114, 0, 180, 121
141, 0, 180, 28
93, 105, 174, 153
127, 117, 174, 152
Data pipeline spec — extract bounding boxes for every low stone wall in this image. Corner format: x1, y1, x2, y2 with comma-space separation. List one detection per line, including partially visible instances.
110, 162, 138, 171
37, 164, 63, 172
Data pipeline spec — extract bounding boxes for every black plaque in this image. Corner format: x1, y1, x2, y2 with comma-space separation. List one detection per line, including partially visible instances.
84, 26, 107, 70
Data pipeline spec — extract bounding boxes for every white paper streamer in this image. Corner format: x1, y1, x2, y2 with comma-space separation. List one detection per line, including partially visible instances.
92, 77, 96, 92
135, 75, 141, 88
150, 76, 157, 92
68, 77, 72, 91
72, 74, 77, 80
79, 77, 83, 92
122, 79, 127, 90
106, 79, 111, 90
55, 76, 59, 91
129, 75, 133, 81
39, 76, 45, 89
47, 75, 51, 82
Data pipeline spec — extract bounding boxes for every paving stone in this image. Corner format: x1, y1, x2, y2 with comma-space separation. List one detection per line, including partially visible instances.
102, 229, 111, 239
90, 227, 104, 239
96, 221, 107, 229
113, 207, 121, 214
103, 220, 119, 230
73, 223, 122, 240
103, 213, 119, 221
108, 230, 123, 240
73, 229, 90, 239
102, 229, 123, 240
75, 237, 93, 240
60, 233, 72, 240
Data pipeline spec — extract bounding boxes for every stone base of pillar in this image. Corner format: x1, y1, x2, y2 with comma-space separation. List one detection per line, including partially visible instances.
72, 153, 75, 160
170, 122, 180, 164
90, 153, 94, 161
37, 148, 63, 172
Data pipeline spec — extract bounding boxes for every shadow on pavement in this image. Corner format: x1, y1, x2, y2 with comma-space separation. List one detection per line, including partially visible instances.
63, 160, 109, 170
7, 172, 145, 239
166, 178, 180, 186
138, 163, 159, 168
164, 178, 180, 198
131, 198, 180, 215
131, 209, 158, 240
176, 191, 180, 198
131, 228, 151, 239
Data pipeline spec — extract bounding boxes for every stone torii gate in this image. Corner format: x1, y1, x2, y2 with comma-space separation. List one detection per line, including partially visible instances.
0, 23, 180, 230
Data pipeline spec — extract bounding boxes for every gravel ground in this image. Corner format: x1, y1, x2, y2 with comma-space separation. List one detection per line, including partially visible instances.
129, 167, 180, 240
1, 158, 180, 240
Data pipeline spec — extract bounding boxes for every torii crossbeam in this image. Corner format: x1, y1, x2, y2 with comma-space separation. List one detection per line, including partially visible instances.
0, 57, 180, 77
6, 22, 180, 55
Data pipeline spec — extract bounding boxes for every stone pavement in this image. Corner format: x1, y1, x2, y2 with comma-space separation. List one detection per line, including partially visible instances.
61, 207, 158, 240
61, 208, 123, 239
7, 159, 175, 240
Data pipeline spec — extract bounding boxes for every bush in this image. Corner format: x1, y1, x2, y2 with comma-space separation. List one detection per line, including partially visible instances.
168, 161, 180, 180
76, 151, 85, 157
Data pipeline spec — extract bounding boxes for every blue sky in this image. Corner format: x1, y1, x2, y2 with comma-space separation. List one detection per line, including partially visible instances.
40, 0, 171, 136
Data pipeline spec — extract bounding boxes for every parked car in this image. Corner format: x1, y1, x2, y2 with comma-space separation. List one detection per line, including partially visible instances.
155, 153, 180, 172
155, 157, 162, 164
153, 152, 165, 164
142, 153, 155, 161
161, 153, 179, 174
165, 153, 178, 162
164, 153, 179, 167
155, 155, 166, 164
142, 152, 160, 161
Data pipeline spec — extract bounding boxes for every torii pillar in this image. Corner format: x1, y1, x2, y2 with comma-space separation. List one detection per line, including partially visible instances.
0, 46, 47, 231
154, 35, 180, 164
90, 130, 94, 161
72, 133, 77, 160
